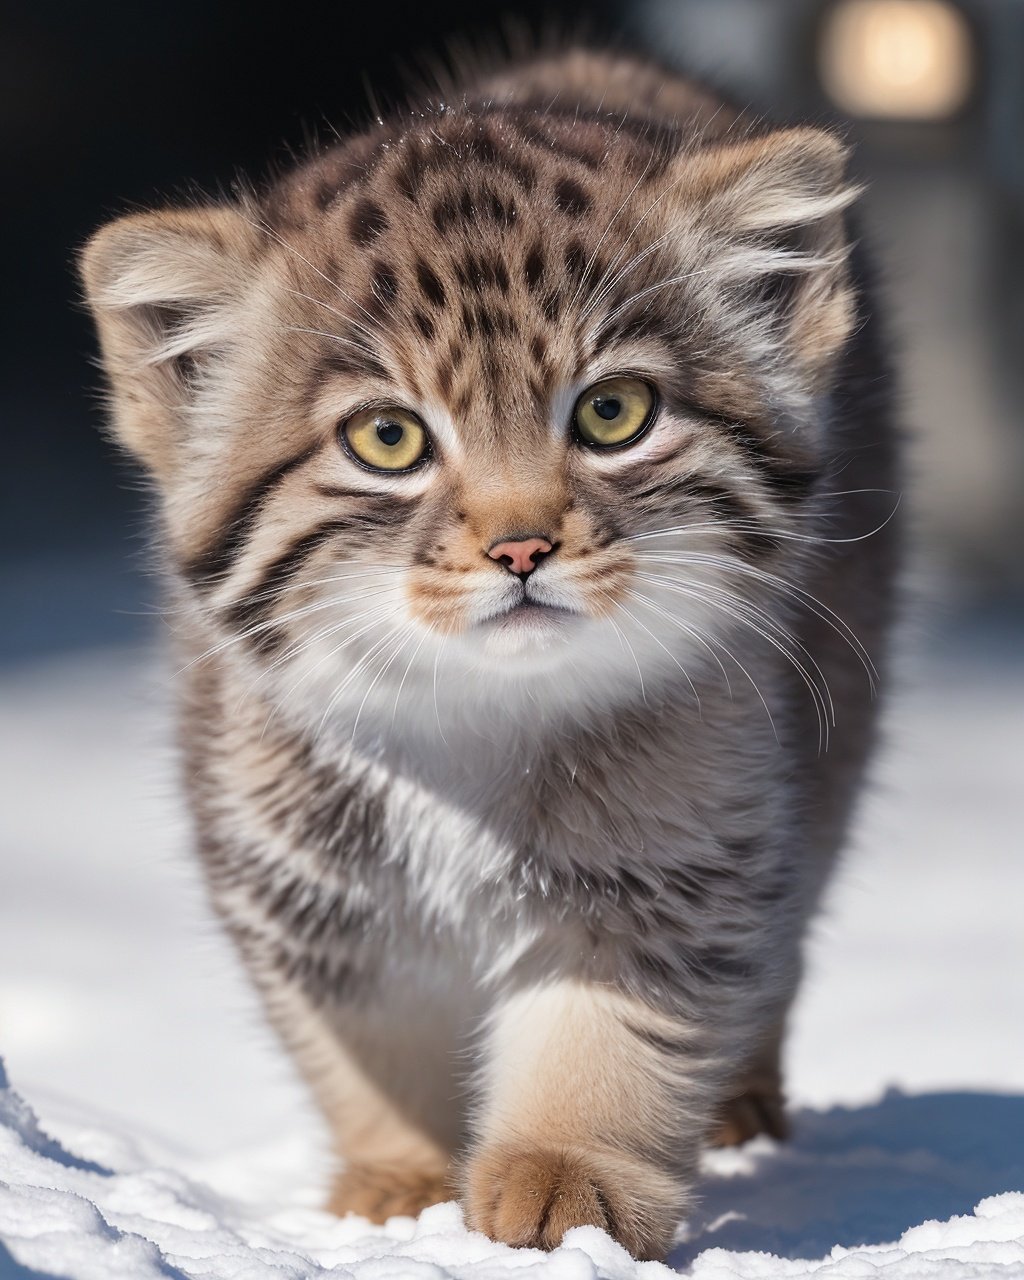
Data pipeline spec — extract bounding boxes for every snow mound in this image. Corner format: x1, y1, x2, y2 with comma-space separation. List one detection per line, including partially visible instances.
2, 1059, 1022, 1280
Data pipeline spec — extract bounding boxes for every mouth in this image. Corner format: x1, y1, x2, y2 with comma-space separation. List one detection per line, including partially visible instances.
482, 596, 578, 627
475, 594, 581, 657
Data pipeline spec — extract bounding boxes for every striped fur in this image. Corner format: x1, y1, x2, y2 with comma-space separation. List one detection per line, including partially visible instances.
81, 49, 900, 1259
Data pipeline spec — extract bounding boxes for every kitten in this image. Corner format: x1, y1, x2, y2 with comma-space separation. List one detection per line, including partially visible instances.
81, 48, 899, 1260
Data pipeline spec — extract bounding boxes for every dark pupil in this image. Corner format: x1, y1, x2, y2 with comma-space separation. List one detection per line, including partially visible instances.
593, 396, 621, 421
377, 420, 404, 446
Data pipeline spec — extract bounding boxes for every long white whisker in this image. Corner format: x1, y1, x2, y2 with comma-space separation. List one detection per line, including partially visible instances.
579, 229, 681, 324
568, 150, 661, 313
622, 587, 732, 695
351, 623, 418, 746
613, 595, 701, 713
250, 601, 407, 732
279, 288, 385, 350
628, 586, 779, 739
637, 572, 830, 751
316, 618, 411, 739
635, 550, 877, 691
390, 628, 429, 729
607, 616, 646, 705
432, 636, 449, 747
175, 583, 398, 676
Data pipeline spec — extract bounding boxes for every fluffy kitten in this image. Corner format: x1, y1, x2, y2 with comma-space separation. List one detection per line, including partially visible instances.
81, 48, 899, 1260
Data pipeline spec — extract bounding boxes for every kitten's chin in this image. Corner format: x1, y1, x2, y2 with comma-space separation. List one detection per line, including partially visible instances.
473, 602, 580, 665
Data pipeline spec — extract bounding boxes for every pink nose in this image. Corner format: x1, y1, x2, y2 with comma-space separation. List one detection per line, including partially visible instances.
487, 536, 553, 578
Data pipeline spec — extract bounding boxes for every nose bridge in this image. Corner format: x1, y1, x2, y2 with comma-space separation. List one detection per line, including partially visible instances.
468, 469, 567, 547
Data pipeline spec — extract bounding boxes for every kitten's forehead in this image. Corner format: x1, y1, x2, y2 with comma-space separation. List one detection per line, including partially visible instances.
268, 109, 682, 435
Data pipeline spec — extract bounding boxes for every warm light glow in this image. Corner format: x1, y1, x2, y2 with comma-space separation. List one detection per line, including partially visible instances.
820, 0, 972, 120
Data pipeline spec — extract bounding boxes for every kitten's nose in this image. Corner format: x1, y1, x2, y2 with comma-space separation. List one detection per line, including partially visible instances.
487, 536, 554, 579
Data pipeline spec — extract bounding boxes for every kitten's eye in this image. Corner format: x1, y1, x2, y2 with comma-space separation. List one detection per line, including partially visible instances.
573, 377, 657, 448
341, 406, 430, 471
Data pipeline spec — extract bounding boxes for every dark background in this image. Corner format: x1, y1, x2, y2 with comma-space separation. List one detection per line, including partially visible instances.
3, 0, 1022, 661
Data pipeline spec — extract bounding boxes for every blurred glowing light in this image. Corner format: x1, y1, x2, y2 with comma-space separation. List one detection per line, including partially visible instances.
820, 0, 972, 120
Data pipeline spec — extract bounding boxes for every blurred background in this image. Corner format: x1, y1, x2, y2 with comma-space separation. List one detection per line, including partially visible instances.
1, 0, 1022, 1161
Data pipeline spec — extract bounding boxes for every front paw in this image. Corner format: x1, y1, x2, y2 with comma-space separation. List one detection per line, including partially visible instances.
463, 1142, 678, 1260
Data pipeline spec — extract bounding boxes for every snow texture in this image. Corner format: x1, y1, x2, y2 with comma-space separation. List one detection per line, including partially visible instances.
1, 638, 1023, 1278
2, 1057, 1023, 1280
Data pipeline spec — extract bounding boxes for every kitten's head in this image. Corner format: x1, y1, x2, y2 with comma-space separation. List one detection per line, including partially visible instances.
81, 80, 859, 732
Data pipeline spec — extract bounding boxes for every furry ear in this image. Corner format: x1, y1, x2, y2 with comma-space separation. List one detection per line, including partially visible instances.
673, 127, 862, 385
79, 206, 258, 478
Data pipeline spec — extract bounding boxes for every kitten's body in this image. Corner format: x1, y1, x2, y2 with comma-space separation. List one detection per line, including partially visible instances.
83, 50, 899, 1258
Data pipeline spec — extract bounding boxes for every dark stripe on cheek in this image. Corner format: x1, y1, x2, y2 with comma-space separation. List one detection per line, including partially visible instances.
222, 500, 420, 651
718, 419, 819, 500
221, 517, 353, 650
631, 475, 779, 560
182, 445, 319, 587
670, 396, 821, 502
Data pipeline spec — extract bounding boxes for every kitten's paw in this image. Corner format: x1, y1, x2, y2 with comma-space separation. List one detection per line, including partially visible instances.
328, 1163, 453, 1222
712, 1082, 788, 1147
463, 1143, 676, 1260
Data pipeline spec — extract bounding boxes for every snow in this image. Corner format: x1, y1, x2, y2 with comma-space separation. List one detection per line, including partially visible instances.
1, 632, 1023, 1279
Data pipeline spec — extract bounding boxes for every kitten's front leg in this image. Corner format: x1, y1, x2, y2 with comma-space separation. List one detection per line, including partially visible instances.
463, 978, 717, 1260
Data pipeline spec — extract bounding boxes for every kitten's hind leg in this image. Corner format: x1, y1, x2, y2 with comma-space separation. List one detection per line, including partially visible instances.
328, 1163, 457, 1222
274, 989, 465, 1223
711, 1022, 788, 1147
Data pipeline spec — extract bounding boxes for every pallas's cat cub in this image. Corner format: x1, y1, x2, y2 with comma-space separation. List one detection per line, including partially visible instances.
82, 49, 898, 1260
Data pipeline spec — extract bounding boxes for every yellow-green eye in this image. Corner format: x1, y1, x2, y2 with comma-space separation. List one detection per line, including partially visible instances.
573, 376, 656, 448
341, 406, 430, 471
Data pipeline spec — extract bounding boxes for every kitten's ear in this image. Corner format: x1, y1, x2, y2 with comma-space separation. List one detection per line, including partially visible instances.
79, 206, 258, 478
673, 127, 861, 384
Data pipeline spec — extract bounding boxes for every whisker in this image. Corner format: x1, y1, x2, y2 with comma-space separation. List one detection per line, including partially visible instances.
625, 587, 787, 735
174, 582, 398, 677
259, 604, 408, 738
607, 615, 647, 705
280, 287, 385, 351
637, 571, 831, 751
635, 550, 877, 691
315, 617, 411, 739
241, 598, 406, 722
390, 628, 430, 729
432, 637, 449, 747
351, 623, 418, 746
568, 150, 661, 314
613, 594, 701, 714
578, 228, 680, 324
622, 586, 732, 696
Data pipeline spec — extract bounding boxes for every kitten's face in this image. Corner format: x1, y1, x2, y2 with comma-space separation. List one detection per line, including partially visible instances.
83, 106, 856, 727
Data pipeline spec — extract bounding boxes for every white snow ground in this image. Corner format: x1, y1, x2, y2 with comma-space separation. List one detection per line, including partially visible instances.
1, 633, 1023, 1279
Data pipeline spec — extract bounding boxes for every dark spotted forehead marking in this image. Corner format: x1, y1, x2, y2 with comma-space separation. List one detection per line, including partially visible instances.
523, 244, 546, 292
412, 309, 435, 342
263, 96, 681, 231
554, 177, 592, 217
391, 125, 538, 205
348, 199, 388, 247
416, 261, 446, 309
